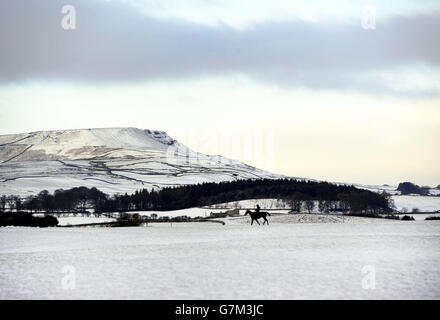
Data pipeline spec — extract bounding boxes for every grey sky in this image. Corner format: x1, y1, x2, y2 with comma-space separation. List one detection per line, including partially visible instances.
1, 0, 439, 95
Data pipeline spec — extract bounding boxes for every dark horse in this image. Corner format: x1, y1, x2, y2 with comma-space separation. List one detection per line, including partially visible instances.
245, 209, 271, 225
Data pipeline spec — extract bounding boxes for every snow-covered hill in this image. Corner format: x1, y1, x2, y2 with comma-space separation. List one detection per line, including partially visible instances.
0, 127, 282, 196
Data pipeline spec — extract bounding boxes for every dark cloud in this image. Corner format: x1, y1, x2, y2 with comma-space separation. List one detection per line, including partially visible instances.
0, 0, 439, 95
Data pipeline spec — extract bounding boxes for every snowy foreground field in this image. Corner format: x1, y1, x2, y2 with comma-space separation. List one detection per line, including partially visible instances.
1, 215, 439, 299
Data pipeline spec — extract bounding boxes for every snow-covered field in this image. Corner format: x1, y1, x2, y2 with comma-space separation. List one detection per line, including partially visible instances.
392, 195, 440, 212
1, 216, 439, 299
133, 208, 216, 219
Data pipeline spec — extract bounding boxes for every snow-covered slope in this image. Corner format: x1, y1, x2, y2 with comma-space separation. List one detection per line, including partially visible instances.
0, 128, 179, 162
0, 128, 282, 196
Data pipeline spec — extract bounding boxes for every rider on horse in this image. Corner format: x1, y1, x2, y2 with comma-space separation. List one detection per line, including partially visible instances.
245, 204, 270, 225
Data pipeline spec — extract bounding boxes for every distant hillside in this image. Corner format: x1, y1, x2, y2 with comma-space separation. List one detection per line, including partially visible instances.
397, 182, 430, 195
0, 127, 282, 196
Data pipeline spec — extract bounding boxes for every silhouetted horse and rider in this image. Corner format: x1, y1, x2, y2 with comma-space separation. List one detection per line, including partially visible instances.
245, 204, 271, 225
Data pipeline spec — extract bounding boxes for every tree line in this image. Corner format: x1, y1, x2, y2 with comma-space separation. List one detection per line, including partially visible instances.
0, 187, 107, 213
397, 182, 431, 195
0, 179, 392, 215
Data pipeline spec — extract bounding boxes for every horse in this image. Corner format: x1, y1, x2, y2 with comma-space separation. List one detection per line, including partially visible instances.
244, 209, 271, 225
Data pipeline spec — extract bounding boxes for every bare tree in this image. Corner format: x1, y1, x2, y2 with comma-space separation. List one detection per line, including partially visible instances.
381, 191, 396, 212
288, 192, 303, 213
0, 195, 6, 213
14, 197, 22, 212
6, 196, 17, 212
318, 200, 330, 213
305, 200, 315, 214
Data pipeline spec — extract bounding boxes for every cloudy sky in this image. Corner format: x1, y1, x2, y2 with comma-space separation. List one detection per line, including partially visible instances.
0, 0, 439, 186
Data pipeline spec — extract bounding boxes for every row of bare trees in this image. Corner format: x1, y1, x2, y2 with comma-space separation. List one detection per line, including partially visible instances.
1, 187, 108, 213
0, 195, 22, 212
283, 190, 394, 214
1, 179, 392, 215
